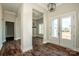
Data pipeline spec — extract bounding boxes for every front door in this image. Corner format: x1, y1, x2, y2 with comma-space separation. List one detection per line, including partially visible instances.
52, 14, 75, 49
60, 16, 74, 49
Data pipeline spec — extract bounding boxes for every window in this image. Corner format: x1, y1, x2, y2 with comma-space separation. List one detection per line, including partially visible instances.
52, 19, 58, 38
52, 16, 72, 40
61, 16, 71, 40
39, 24, 43, 34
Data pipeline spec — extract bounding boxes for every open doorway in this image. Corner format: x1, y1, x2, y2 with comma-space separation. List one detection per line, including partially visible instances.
5, 21, 15, 42
32, 9, 43, 38
32, 9, 44, 51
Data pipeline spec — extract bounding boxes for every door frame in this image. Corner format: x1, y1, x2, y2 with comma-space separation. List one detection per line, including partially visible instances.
3, 20, 16, 42
60, 12, 76, 49
50, 11, 76, 50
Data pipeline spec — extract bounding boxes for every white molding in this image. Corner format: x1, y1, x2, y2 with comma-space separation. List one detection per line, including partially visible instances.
14, 37, 21, 40
75, 48, 79, 52
3, 10, 16, 42
4, 10, 16, 16
48, 41, 79, 52
43, 41, 48, 44
32, 4, 47, 13
22, 47, 32, 53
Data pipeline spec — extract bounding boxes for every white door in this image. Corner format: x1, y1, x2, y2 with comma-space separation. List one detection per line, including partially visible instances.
51, 14, 76, 49
60, 16, 74, 49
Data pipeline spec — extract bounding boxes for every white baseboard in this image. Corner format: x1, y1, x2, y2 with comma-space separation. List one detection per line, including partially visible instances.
22, 47, 32, 53
75, 48, 79, 52
14, 37, 21, 40
47, 41, 79, 52
43, 41, 48, 44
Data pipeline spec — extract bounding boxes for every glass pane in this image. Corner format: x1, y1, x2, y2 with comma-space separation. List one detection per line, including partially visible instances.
52, 19, 58, 38
61, 16, 71, 40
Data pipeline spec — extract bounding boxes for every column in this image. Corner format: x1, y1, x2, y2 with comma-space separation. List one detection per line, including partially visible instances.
21, 3, 32, 52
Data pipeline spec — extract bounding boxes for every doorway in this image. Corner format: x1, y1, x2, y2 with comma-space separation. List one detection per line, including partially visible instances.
52, 13, 76, 49
5, 21, 15, 41
32, 9, 43, 38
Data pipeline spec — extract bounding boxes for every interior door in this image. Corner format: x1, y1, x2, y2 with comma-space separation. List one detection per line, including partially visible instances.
60, 16, 74, 49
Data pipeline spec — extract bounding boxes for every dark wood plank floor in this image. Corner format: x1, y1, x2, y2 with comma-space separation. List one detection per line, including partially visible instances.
0, 40, 79, 56
0, 40, 22, 56
23, 43, 79, 56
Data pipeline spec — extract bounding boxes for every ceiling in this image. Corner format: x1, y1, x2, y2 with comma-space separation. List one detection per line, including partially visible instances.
36, 3, 63, 10
1, 3, 63, 19
33, 3, 63, 20
2, 3, 62, 13
2, 3, 21, 13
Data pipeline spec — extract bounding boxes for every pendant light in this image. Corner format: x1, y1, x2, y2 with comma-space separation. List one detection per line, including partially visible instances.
48, 3, 56, 12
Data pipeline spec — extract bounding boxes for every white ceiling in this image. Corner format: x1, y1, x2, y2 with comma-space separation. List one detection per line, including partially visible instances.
33, 3, 63, 20
1, 3, 63, 19
2, 3, 62, 13
2, 3, 21, 13
36, 3, 63, 10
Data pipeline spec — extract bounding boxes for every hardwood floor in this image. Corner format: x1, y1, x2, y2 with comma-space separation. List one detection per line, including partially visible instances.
0, 40, 22, 56
0, 40, 79, 56
0, 50, 1, 54
23, 43, 79, 56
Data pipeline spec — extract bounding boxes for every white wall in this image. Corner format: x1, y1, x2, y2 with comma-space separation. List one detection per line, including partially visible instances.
21, 3, 48, 52
15, 7, 21, 40
0, 4, 2, 49
21, 4, 32, 52
2, 10, 21, 42
76, 9, 79, 51
15, 17, 21, 40
2, 10, 16, 42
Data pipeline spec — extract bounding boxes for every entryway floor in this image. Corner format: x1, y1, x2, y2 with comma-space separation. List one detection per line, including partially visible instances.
0, 40, 79, 56
24, 43, 79, 56
0, 40, 21, 56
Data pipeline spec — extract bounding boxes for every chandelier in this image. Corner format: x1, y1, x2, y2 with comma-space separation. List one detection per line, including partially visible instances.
48, 3, 56, 12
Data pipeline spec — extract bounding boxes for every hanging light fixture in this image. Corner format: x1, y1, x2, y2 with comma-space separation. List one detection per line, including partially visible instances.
48, 3, 56, 12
